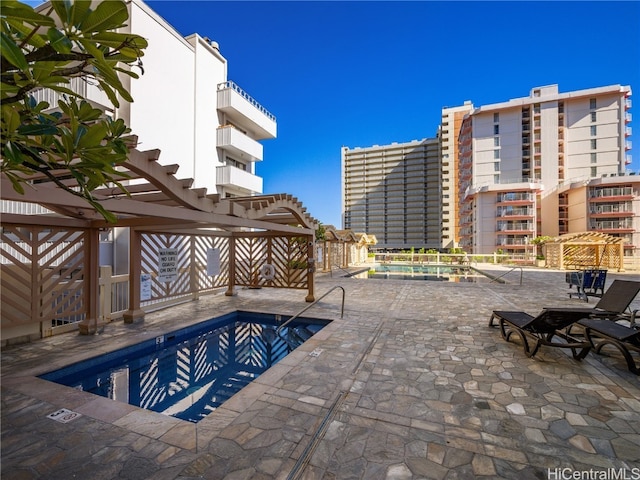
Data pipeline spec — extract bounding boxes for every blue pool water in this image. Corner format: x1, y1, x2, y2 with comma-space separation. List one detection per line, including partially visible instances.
364, 264, 493, 282
40, 311, 330, 423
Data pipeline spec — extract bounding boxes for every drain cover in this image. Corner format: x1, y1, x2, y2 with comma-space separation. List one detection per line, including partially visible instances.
47, 408, 82, 423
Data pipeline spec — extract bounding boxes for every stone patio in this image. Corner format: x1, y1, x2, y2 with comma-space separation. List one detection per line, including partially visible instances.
2, 265, 639, 479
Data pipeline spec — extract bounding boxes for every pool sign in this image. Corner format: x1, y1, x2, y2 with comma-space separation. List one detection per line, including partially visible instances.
140, 273, 152, 301
207, 248, 220, 276
158, 248, 178, 283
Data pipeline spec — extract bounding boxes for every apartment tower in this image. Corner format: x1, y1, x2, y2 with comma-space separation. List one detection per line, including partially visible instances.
440, 102, 474, 249
342, 139, 441, 250
457, 84, 637, 258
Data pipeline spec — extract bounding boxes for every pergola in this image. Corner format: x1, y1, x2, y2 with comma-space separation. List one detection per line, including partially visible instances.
1, 144, 318, 342
543, 232, 626, 271
318, 225, 377, 271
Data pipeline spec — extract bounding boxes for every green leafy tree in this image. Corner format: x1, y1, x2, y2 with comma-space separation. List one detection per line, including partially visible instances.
1, 0, 147, 222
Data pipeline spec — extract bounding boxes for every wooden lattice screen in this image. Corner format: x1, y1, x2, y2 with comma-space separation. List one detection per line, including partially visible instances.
1, 224, 86, 340
234, 235, 310, 290
139, 233, 230, 306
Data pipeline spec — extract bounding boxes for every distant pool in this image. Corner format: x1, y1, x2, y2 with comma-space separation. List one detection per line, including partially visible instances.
357, 264, 494, 282
40, 311, 330, 423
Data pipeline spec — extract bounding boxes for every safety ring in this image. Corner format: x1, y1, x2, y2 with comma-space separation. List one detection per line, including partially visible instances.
260, 263, 276, 281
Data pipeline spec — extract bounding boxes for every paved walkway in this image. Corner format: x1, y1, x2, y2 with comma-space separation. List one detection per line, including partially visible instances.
2, 266, 639, 479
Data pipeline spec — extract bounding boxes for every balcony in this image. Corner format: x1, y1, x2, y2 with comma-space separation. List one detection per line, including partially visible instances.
626, 140, 632, 151
590, 220, 634, 233
625, 112, 632, 123
216, 165, 263, 195
626, 126, 633, 137
31, 76, 113, 113
497, 192, 535, 203
589, 203, 634, 217
216, 126, 263, 161
589, 187, 634, 201
496, 222, 535, 233
217, 81, 277, 139
497, 207, 534, 218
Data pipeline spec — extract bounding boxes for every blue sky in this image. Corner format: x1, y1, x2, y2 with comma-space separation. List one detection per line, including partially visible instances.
29, 0, 640, 227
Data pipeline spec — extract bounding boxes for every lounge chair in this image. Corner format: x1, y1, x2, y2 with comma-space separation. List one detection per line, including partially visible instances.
489, 308, 592, 359
579, 316, 640, 374
579, 279, 640, 319
575, 280, 640, 374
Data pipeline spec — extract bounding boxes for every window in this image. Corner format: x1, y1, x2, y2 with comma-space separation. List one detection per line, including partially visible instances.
590, 125, 597, 136
590, 98, 596, 109
493, 113, 499, 123
494, 174, 500, 183
591, 153, 597, 164
494, 150, 500, 159
494, 162, 500, 172
591, 166, 597, 177
591, 139, 597, 149
494, 124, 499, 135
494, 137, 500, 146
591, 112, 597, 122
533, 104, 540, 114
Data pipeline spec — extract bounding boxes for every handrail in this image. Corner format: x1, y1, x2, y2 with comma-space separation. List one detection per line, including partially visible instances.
276, 286, 345, 334
490, 266, 523, 285
330, 264, 354, 278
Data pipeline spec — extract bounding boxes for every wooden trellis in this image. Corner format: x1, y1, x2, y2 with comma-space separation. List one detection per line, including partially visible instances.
544, 232, 625, 271
1, 143, 319, 343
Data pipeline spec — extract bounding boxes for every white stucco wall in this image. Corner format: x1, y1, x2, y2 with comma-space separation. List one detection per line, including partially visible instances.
128, 1, 197, 180
189, 35, 227, 192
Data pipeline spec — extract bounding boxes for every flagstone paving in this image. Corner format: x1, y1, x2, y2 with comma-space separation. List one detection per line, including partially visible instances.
2, 266, 639, 479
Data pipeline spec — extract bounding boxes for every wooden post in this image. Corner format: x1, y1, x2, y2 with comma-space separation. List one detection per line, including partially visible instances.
190, 236, 199, 300
226, 234, 236, 296
79, 228, 100, 334
325, 240, 331, 272
123, 228, 145, 323
306, 235, 315, 302
99, 265, 113, 323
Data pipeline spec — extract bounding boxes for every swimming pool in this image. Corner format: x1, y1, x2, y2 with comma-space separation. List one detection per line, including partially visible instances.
39, 311, 330, 423
361, 264, 494, 282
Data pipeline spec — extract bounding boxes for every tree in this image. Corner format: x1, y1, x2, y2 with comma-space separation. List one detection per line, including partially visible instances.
1, 0, 147, 222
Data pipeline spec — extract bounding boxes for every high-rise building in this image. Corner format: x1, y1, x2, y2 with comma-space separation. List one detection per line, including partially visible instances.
440, 102, 474, 249
456, 84, 637, 258
341, 139, 440, 250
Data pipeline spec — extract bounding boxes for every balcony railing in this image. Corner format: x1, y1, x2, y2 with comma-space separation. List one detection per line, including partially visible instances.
497, 222, 534, 232
589, 203, 633, 215
30, 76, 112, 113
497, 237, 529, 246
589, 187, 634, 198
497, 192, 535, 202
590, 220, 633, 230
217, 81, 277, 139
497, 207, 533, 217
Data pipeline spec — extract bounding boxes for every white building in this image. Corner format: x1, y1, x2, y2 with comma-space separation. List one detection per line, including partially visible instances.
34, 0, 276, 199
22, 0, 279, 273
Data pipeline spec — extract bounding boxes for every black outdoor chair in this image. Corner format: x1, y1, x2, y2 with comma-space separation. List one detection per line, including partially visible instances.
489, 308, 592, 360
574, 279, 640, 374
